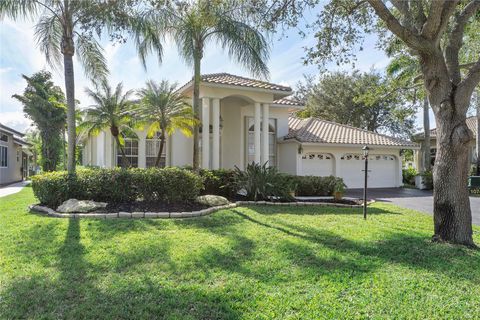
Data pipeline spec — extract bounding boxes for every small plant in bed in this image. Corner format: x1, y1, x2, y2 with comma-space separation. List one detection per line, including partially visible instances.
233, 162, 295, 202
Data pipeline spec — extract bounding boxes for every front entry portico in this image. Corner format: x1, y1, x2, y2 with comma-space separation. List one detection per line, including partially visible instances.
200, 96, 271, 169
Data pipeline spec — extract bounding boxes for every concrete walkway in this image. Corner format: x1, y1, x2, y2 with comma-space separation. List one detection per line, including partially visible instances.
346, 188, 480, 225
0, 181, 30, 198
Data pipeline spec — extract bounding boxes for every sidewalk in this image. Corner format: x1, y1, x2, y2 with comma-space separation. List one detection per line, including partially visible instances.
0, 181, 30, 198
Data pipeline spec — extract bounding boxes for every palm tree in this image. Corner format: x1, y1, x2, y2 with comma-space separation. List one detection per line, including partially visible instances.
78, 81, 136, 168
136, 80, 197, 167
1, 1, 162, 174
386, 54, 431, 171
142, 0, 269, 169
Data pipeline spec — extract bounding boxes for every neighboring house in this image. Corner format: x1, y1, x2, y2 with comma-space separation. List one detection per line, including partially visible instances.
82, 73, 419, 189
0, 123, 30, 185
414, 116, 477, 172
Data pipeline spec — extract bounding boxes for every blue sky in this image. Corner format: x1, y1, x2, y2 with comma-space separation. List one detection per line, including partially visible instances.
1, 13, 399, 133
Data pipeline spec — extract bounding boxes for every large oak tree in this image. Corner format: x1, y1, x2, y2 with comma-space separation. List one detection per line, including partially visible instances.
250, 0, 480, 246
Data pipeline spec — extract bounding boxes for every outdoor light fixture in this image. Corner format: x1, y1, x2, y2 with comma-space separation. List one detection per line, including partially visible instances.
298, 144, 303, 155
362, 145, 370, 220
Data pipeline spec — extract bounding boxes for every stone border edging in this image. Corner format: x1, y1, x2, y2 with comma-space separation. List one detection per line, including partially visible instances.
29, 199, 374, 219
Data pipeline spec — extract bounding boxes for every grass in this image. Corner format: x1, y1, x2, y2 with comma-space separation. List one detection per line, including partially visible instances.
1, 187, 480, 319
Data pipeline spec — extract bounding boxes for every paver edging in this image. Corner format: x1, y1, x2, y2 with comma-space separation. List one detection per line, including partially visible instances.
29, 199, 373, 219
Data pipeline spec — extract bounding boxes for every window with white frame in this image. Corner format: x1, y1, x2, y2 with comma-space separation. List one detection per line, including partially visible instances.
117, 138, 138, 167
146, 132, 166, 168
0, 133, 8, 142
0, 146, 7, 167
246, 117, 277, 166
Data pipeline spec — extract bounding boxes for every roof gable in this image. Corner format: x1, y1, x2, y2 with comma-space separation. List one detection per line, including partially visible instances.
284, 117, 419, 148
178, 73, 292, 94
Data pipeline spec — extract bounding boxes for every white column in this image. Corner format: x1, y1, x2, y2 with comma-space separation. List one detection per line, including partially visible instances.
212, 98, 220, 169
261, 103, 270, 165
254, 102, 261, 164
202, 97, 210, 169
138, 130, 147, 168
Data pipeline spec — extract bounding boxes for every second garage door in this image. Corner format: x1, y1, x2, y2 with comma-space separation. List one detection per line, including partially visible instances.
339, 154, 397, 188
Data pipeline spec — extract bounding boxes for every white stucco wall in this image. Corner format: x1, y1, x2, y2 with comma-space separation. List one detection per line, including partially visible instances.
0, 133, 23, 185
278, 142, 299, 175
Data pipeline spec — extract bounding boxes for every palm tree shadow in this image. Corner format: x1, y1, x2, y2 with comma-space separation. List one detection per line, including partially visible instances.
1, 218, 241, 319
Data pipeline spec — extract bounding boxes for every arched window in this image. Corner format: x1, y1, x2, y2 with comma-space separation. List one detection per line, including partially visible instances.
246, 117, 277, 166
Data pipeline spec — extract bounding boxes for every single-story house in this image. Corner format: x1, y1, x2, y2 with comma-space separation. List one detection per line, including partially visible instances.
82, 73, 419, 188
0, 123, 30, 186
414, 116, 478, 172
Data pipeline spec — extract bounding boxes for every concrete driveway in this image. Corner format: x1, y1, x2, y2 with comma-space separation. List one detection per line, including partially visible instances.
346, 188, 480, 225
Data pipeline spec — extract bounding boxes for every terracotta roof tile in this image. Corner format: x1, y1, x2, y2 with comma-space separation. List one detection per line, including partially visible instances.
272, 97, 304, 107
178, 73, 292, 93
284, 117, 419, 148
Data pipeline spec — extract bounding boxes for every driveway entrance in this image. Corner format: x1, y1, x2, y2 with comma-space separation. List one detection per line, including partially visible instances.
346, 188, 480, 225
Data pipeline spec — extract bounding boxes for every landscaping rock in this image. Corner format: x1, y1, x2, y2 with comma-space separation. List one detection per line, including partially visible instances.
196, 195, 230, 207
57, 199, 107, 213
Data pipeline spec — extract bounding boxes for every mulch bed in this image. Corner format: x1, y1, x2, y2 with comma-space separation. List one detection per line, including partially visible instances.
94, 201, 210, 213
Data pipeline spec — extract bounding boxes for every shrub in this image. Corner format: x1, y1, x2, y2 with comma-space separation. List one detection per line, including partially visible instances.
32, 167, 203, 208
402, 167, 417, 186
198, 169, 237, 198
419, 170, 433, 190
294, 175, 343, 196
233, 162, 294, 201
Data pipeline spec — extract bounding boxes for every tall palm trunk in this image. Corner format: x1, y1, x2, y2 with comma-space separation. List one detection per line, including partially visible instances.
192, 47, 202, 170
113, 135, 130, 168
63, 52, 76, 174
62, 127, 67, 170
423, 97, 431, 172
154, 129, 166, 167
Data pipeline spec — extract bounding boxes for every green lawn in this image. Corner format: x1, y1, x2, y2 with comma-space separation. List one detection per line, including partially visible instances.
1, 187, 479, 319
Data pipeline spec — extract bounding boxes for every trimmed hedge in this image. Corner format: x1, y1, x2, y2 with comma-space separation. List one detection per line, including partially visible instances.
294, 175, 344, 196
198, 169, 237, 198
32, 167, 203, 208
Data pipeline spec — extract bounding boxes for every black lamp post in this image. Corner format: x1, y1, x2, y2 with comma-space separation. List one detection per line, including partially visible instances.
362, 145, 370, 220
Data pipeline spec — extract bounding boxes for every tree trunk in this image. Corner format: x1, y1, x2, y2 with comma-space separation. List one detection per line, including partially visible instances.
154, 129, 166, 167
192, 47, 202, 170
476, 90, 480, 176
63, 53, 76, 174
114, 135, 130, 168
62, 127, 67, 170
423, 96, 431, 172
419, 52, 475, 246
432, 111, 473, 246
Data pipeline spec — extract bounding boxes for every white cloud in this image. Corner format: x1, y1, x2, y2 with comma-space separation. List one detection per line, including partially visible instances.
0, 111, 32, 132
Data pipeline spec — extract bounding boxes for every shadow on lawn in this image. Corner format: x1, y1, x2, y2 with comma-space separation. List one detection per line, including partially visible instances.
0, 218, 241, 320
232, 209, 480, 282
247, 204, 402, 216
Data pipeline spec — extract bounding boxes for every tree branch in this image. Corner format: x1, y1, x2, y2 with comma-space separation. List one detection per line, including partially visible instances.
445, 0, 480, 85
366, 0, 427, 51
421, 0, 448, 39
457, 57, 480, 109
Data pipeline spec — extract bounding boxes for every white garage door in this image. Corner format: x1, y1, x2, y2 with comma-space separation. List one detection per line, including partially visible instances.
339, 154, 397, 188
301, 153, 334, 176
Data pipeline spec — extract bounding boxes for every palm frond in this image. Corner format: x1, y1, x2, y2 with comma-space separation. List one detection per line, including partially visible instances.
75, 33, 109, 82
0, 0, 40, 19
212, 13, 270, 79
34, 14, 63, 69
